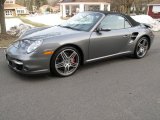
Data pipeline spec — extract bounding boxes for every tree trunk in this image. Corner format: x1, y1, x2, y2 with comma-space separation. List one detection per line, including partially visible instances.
127, 5, 131, 15
0, 0, 6, 34
29, 0, 33, 11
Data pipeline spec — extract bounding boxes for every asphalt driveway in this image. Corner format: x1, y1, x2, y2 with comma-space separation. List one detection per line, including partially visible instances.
0, 32, 160, 120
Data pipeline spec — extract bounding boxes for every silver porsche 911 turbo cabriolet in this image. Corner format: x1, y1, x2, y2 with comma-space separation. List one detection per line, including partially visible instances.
6, 11, 154, 77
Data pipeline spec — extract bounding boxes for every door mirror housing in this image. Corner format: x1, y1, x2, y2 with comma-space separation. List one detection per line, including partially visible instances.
101, 28, 111, 31
96, 26, 102, 34
96, 25, 111, 33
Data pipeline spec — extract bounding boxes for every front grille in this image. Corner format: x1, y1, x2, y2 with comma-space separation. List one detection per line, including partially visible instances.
6, 54, 24, 71
8, 60, 23, 71
15, 64, 23, 71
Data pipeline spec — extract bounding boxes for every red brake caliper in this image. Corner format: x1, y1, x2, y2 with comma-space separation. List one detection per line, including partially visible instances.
71, 57, 76, 64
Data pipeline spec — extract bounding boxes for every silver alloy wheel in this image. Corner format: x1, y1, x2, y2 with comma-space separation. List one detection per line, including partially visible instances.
136, 38, 149, 58
55, 49, 79, 76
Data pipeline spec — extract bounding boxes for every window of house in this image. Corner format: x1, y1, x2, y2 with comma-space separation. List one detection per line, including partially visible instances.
100, 15, 131, 30
17, 10, 25, 14
152, 6, 160, 13
9, 1, 13, 3
5, 0, 14, 4
104, 5, 109, 11
18, 10, 20, 14
5, 10, 13, 16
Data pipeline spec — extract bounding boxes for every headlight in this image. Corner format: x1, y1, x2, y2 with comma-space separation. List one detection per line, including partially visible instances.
27, 40, 43, 53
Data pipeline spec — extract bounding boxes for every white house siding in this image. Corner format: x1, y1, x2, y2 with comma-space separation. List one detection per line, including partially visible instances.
59, 2, 111, 18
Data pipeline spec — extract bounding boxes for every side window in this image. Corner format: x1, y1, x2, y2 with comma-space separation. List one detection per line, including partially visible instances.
100, 15, 131, 30
125, 20, 132, 28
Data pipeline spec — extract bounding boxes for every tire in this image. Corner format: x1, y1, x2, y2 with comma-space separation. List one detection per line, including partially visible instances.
50, 46, 81, 77
133, 37, 149, 59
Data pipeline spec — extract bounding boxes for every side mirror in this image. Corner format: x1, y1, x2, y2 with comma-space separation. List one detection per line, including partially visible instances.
96, 26, 111, 34
101, 28, 111, 31
96, 26, 102, 34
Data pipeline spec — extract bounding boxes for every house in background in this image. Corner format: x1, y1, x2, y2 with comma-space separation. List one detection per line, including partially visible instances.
39, 5, 60, 14
4, 0, 29, 17
147, 0, 160, 19
52, 5, 60, 13
59, 0, 111, 18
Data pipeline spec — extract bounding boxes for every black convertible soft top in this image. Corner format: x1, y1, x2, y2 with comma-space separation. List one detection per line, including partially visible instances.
96, 11, 140, 27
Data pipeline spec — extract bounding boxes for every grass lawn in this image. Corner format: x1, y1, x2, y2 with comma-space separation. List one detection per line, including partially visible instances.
19, 17, 48, 27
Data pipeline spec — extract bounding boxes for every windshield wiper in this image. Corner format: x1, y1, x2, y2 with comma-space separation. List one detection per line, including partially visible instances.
58, 25, 80, 31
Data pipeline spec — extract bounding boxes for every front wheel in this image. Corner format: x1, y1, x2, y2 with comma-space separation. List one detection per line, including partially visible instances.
50, 47, 81, 77
134, 37, 149, 59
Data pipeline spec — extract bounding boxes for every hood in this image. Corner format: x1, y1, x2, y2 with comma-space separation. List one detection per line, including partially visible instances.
22, 26, 83, 40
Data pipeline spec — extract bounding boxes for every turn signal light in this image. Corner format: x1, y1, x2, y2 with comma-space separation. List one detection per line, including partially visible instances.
43, 51, 54, 55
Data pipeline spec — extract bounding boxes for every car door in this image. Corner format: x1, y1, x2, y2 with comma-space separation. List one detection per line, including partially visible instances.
89, 14, 132, 60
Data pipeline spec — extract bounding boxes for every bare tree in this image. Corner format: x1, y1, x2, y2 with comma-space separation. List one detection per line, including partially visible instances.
111, 0, 134, 14
120, 0, 134, 14
0, 0, 6, 34
47, 0, 59, 6
133, 0, 154, 14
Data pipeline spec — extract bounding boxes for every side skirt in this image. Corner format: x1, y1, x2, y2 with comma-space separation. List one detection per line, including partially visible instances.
86, 51, 132, 63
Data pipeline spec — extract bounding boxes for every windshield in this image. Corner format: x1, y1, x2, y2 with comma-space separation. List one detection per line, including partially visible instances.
60, 12, 103, 31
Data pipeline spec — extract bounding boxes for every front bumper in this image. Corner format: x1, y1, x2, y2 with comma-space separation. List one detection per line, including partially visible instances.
5, 46, 51, 74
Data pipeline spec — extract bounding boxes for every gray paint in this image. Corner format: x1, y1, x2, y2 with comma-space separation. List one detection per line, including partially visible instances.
6, 11, 154, 74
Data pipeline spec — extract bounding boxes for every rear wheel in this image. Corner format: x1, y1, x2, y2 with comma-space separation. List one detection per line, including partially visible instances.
50, 46, 81, 77
134, 37, 149, 59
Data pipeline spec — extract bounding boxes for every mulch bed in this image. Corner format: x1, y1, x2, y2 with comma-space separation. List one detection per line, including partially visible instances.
0, 34, 17, 41
0, 34, 17, 47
